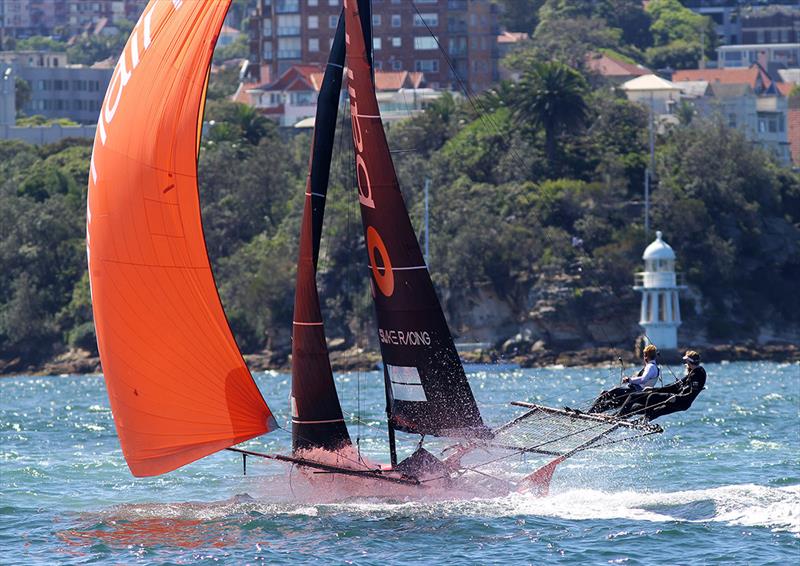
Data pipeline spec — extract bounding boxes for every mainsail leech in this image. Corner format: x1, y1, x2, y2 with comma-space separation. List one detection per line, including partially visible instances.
87, 0, 275, 477
291, 11, 352, 453
344, 0, 487, 439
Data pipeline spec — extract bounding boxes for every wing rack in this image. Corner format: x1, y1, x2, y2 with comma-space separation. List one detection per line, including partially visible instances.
489, 402, 663, 457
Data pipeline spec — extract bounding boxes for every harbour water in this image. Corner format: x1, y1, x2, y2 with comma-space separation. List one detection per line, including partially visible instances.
1, 361, 798, 564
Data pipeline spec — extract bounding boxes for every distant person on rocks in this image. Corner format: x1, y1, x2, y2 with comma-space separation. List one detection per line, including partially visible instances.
616, 350, 707, 421
587, 344, 661, 413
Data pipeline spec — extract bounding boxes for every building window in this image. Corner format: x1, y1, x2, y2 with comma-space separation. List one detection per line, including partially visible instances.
373, 14, 381, 26
290, 92, 314, 105
263, 18, 272, 37
658, 293, 666, 322
277, 14, 300, 36
392, 59, 402, 71
413, 13, 438, 27
414, 59, 439, 72
308, 15, 318, 29
328, 0, 337, 5
329, 15, 338, 28
309, 37, 319, 52
414, 36, 437, 50
276, 0, 299, 13
373, 37, 382, 50
391, 14, 401, 27
263, 42, 273, 60
391, 36, 401, 48
374, 60, 383, 70
308, 0, 317, 5
277, 37, 301, 59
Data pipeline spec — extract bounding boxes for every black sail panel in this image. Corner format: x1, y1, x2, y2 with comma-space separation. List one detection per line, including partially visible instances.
344, 0, 486, 437
291, 12, 351, 453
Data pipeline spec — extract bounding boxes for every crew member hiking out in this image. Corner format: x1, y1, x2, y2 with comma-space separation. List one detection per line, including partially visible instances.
616, 350, 706, 421
587, 344, 660, 414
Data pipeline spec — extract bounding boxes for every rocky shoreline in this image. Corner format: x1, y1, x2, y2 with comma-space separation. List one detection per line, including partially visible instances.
1, 342, 797, 377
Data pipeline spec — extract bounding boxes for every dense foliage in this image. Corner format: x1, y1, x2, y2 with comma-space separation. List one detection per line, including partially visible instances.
1, 1, 798, 371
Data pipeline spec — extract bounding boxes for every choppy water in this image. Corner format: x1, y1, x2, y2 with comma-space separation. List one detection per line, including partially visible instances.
1, 362, 798, 564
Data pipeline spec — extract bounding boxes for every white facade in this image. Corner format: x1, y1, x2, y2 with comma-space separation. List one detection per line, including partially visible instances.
633, 231, 686, 350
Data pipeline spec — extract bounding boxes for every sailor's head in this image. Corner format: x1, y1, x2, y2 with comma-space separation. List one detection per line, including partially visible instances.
643, 344, 658, 361
682, 350, 701, 367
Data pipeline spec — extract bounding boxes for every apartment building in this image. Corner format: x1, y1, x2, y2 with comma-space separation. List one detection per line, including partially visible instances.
248, 0, 499, 92
0, 50, 112, 123
0, 0, 146, 40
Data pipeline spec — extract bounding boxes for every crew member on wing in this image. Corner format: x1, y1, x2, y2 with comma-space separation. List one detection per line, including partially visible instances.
616, 350, 706, 421
587, 344, 660, 413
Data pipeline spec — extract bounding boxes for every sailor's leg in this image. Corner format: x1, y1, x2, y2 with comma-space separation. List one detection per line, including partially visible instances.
616, 391, 646, 417
589, 387, 628, 413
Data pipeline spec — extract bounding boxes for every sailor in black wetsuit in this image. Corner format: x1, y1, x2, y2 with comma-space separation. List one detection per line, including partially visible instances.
616, 350, 706, 421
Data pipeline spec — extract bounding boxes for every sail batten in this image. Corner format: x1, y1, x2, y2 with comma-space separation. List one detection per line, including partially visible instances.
344, 0, 486, 438
87, 0, 275, 478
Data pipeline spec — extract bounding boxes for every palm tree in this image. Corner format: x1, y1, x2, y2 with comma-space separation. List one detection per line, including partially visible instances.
512, 61, 589, 170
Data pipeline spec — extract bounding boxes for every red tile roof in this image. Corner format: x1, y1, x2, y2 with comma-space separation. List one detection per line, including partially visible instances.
586, 52, 650, 78
671, 65, 770, 91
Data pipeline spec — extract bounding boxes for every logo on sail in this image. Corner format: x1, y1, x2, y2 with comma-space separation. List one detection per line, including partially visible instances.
378, 329, 432, 347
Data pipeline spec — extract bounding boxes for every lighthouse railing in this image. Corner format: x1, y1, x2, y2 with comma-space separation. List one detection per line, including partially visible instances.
634, 272, 685, 288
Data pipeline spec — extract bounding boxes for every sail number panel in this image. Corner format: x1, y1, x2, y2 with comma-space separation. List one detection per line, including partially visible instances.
387, 365, 428, 402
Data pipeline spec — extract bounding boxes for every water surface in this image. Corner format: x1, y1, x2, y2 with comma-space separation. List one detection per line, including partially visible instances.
1, 362, 798, 564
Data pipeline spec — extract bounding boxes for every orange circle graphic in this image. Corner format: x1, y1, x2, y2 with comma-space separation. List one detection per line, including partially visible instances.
366, 226, 394, 297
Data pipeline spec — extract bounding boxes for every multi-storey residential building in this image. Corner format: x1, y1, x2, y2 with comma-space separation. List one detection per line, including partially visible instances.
0, 50, 113, 123
0, 0, 146, 40
718, 43, 800, 70
684, 2, 799, 48
248, 0, 499, 92
671, 64, 792, 164
740, 4, 799, 45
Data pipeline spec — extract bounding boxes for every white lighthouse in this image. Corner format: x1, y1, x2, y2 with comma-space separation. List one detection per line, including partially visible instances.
633, 231, 686, 350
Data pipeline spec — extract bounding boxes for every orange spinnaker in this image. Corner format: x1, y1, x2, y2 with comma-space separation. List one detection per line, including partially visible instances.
87, 0, 276, 477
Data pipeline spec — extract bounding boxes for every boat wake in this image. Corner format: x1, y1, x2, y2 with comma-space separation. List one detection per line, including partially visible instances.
56, 481, 799, 554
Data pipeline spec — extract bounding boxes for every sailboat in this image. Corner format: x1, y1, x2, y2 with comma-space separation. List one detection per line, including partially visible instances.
87, 0, 660, 494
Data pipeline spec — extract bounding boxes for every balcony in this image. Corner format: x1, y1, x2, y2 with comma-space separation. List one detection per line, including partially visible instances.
633, 271, 685, 289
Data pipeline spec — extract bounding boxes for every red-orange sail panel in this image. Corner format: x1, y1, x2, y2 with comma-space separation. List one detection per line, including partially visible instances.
86, 0, 276, 477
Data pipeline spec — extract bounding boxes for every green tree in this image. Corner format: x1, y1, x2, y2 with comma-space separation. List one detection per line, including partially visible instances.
645, 0, 716, 69
512, 61, 589, 170
496, 0, 545, 34
204, 100, 274, 145
15, 78, 31, 115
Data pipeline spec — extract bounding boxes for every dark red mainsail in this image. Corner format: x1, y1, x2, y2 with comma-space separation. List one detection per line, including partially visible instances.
343, 0, 487, 440
291, 12, 351, 453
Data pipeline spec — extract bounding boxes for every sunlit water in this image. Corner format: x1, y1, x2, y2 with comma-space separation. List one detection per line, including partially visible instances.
1, 362, 798, 564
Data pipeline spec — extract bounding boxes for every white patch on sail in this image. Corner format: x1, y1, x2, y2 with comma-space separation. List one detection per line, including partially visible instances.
387, 365, 427, 402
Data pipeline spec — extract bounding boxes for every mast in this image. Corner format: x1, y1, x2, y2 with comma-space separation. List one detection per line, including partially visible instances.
291, 11, 351, 453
